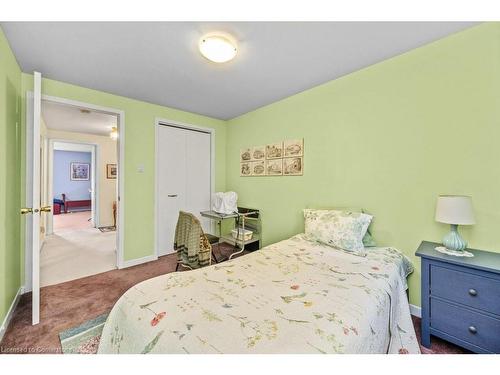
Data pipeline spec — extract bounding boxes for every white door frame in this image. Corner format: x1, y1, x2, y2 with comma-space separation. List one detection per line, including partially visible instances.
25, 93, 126, 292
47, 140, 99, 235
154, 118, 215, 258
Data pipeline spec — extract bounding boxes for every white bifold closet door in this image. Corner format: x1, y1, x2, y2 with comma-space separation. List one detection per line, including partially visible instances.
157, 125, 211, 256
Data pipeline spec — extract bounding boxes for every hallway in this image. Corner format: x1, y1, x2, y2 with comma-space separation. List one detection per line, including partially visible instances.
41, 213, 116, 287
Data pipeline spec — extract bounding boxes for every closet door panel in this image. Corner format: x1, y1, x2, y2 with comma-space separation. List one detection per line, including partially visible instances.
157, 126, 187, 255
185, 130, 211, 233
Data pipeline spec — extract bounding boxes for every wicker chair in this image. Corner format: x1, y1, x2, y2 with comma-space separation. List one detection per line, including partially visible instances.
174, 211, 218, 271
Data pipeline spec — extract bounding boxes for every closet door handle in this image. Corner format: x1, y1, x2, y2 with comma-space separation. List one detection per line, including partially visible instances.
167, 194, 178, 198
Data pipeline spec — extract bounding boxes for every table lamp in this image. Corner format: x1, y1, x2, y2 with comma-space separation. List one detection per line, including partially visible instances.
435, 195, 475, 251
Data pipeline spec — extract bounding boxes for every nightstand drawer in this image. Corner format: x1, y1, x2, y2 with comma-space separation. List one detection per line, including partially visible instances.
431, 298, 500, 353
431, 265, 500, 315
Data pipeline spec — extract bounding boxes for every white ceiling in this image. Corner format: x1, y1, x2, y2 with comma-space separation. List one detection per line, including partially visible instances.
42, 100, 117, 136
3, 22, 478, 120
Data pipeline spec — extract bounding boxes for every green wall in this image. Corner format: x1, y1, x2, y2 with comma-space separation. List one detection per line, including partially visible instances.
226, 23, 500, 306
19, 74, 227, 277
0, 29, 22, 326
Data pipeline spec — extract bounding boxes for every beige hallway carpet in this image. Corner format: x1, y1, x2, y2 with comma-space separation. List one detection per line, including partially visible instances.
41, 227, 117, 287
53, 211, 94, 231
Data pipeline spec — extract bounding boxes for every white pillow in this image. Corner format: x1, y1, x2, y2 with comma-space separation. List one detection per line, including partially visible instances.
303, 209, 373, 255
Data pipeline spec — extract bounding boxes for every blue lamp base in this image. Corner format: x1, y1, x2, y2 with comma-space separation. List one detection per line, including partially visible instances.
442, 224, 467, 251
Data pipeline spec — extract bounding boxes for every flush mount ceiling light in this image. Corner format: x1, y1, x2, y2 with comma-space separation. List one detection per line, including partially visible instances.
199, 34, 237, 63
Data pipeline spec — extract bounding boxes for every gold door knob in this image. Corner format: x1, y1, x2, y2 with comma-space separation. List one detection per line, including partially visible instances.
20, 207, 33, 215
40, 206, 52, 213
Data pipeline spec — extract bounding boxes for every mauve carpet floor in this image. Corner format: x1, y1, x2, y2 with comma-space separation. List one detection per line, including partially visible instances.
1, 244, 468, 354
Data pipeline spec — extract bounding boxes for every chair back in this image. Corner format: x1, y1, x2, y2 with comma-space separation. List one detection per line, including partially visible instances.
174, 211, 211, 269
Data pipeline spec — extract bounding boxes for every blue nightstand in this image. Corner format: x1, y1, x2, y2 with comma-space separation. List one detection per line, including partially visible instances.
416, 241, 500, 353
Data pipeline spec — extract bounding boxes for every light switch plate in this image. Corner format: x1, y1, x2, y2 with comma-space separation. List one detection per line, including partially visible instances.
137, 164, 144, 173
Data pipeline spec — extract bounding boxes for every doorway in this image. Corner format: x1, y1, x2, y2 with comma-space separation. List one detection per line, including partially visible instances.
155, 120, 214, 257
25, 91, 125, 309
38, 100, 119, 287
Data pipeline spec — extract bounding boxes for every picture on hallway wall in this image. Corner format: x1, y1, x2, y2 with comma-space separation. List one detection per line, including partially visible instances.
107, 164, 117, 179
70, 162, 90, 181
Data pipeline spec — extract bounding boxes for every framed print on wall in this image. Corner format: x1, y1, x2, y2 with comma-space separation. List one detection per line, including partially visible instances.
266, 142, 283, 159
251, 145, 265, 160
240, 148, 251, 162
240, 139, 304, 177
107, 164, 117, 179
266, 158, 283, 176
240, 162, 251, 176
284, 139, 303, 157
251, 160, 265, 176
283, 157, 303, 176
70, 162, 90, 181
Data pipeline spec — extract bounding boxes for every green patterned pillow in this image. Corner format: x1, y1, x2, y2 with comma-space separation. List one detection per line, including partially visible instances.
303, 209, 373, 255
307, 206, 377, 247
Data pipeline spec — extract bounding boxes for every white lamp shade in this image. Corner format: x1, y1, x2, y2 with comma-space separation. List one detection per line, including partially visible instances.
435, 195, 475, 225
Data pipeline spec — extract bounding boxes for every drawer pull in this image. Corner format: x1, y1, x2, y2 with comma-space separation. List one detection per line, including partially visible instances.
468, 326, 477, 334
468, 288, 478, 296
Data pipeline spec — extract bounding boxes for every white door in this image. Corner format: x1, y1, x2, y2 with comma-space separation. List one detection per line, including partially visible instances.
22, 71, 44, 325
156, 125, 211, 256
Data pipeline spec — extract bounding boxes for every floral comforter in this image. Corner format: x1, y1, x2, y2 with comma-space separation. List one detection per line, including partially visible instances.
98, 234, 420, 354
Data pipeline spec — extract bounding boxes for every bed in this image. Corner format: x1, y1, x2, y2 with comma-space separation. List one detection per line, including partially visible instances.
98, 234, 420, 354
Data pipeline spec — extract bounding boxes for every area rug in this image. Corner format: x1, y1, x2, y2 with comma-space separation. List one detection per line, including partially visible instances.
59, 313, 108, 354
98, 226, 116, 233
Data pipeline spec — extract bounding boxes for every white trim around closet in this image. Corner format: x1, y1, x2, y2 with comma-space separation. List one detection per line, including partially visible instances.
154, 118, 216, 259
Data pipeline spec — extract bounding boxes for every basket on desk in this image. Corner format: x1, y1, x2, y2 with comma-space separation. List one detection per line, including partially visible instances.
231, 228, 253, 241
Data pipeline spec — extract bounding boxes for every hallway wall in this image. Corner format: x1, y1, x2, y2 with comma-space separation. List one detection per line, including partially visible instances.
48, 129, 118, 227
53, 150, 92, 201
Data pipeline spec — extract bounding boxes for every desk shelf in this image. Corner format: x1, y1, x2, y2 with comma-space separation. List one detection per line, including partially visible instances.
220, 233, 261, 247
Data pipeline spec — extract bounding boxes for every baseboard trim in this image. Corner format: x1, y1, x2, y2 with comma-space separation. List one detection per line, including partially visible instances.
410, 304, 422, 318
0, 287, 24, 343
119, 254, 158, 269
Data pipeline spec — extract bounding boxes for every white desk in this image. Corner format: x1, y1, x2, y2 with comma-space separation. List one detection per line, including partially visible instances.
200, 210, 260, 260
